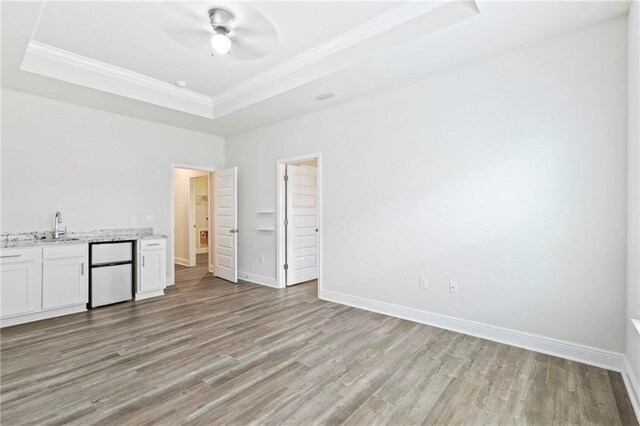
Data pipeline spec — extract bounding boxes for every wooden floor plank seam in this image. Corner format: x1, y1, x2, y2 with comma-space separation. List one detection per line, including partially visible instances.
1, 253, 637, 425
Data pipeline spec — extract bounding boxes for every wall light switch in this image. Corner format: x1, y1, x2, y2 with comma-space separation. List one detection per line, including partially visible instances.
419, 276, 428, 289
449, 281, 458, 293
145, 214, 154, 223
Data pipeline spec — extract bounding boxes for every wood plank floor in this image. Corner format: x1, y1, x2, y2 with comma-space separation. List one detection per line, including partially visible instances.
1, 253, 637, 425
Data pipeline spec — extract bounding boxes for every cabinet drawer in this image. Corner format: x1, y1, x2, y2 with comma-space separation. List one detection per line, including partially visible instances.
91, 242, 132, 265
0, 247, 42, 263
140, 239, 165, 251
43, 244, 87, 260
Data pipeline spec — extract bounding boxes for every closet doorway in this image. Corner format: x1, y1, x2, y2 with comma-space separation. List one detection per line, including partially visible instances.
173, 168, 211, 268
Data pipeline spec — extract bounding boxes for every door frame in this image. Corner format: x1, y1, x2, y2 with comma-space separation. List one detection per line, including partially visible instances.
170, 163, 217, 285
276, 153, 322, 290
187, 173, 209, 266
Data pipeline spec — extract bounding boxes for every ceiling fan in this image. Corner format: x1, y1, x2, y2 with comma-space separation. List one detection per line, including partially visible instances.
162, 2, 279, 61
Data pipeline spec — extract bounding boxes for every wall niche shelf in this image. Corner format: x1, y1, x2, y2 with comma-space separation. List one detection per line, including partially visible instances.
255, 210, 275, 214
254, 227, 275, 231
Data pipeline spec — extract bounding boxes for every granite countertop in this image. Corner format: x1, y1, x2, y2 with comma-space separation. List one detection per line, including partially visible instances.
1, 228, 167, 249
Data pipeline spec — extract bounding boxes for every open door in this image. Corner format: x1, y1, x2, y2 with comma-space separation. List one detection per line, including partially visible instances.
213, 167, 238, 283
208, 172, 215, 274
286, 164, 318, 286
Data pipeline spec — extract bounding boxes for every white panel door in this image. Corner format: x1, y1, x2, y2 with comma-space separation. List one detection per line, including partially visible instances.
209, 172, 215, 274
286, 165, 318, 286
214, 167, 238, 283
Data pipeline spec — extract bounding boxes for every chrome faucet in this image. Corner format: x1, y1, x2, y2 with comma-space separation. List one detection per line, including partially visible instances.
54, 211, 63, 239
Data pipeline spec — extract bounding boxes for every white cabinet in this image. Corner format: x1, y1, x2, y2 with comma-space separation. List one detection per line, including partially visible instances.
0, 248, 41, 319
137, 239, 166, 300
1, 244, 88, 327
42, 245, 88, 310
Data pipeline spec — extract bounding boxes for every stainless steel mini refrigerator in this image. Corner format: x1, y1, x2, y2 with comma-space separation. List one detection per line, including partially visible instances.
89, 241, 134, 308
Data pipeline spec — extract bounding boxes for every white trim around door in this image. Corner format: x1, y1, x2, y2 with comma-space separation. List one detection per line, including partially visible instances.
276, 153, 323, 291
170, 163, 217, 284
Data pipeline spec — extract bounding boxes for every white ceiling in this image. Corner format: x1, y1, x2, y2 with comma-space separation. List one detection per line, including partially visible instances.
32, 1, 398, 96
1, 1, 631, 136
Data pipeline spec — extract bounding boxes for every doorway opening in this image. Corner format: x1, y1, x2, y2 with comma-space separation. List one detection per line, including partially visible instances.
277, 154, 322, 290
173, 168, 212, 270
171, 164, 239, 287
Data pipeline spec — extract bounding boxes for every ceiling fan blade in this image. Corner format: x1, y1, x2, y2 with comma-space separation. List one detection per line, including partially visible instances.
161, 1, 279, 60
231, 26, 277, 41
163, 26, 211, 53
229, 37, 272, 61
161, 1, 205, 24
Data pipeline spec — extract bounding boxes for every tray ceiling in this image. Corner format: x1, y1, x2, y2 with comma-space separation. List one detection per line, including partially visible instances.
1, 1, 630, 136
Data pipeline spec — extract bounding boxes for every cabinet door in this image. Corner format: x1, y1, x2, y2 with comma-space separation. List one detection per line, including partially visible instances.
139, 249, 166, 293
0, 260, 41, 318
42, 257, 88, 310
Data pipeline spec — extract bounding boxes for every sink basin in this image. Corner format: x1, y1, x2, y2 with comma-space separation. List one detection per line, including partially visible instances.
38, 238, 81, 243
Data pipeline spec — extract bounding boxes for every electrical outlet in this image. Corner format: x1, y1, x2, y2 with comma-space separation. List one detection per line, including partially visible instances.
260, 255, 265, 263
419, 276, 428, 289
130, 215, 137, 224
449, 281, 458, 293
145, 214, 154, 223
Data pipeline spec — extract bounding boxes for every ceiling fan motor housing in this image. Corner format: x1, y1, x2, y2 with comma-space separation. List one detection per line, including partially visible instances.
209, 8, 234, 34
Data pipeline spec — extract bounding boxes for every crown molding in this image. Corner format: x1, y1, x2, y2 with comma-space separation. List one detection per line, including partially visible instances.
19, 1, 477, 121
209, 0, 479, 118
210, 1, 455, 108
21, 41, 214, 118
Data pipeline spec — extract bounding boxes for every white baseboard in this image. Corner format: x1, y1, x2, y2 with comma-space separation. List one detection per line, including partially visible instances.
135, 289, 165, 301
174, 257, 190, 266
238, 271, 278, 288
318, 288, 626, 372
196, 249, 208, 254
1, 304, 86, 328
623, 357, 640, 420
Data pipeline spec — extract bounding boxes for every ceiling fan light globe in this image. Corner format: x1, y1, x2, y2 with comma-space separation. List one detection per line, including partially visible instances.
211, 33, 231, 56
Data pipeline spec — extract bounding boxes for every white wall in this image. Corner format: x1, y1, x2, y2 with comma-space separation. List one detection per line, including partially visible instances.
226, 17, 628, 352
1, 89, 225, 282
627, 0, 640, 399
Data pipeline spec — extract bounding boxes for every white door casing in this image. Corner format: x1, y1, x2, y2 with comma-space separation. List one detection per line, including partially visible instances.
286, 164, 319, 285
214, 167, 238, 283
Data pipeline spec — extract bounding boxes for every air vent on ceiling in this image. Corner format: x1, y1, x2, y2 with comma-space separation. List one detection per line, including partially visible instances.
314, 91, 337, 101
